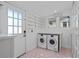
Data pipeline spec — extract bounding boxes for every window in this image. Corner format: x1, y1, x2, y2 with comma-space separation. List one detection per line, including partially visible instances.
8, 9, 22, 35
60, 17, 70, 28
63, 22, 67, 27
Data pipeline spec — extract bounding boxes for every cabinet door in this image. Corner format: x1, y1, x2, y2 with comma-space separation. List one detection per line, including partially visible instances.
72, 34, 77, 58
76, 35, 79, 58
0, 39, 10, 58
14, 34, 25, 57
62, 32, 71, 48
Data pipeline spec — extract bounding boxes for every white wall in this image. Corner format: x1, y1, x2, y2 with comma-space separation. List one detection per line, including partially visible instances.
0, 2, 8, 35
71, 2, 79, 58
0, 6, 1, 34
26, 14, 41, 52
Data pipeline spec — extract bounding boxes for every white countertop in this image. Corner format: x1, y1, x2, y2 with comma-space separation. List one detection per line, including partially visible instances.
0, 35, 15, 37
38, 32, 62, 34
0, 35, 15, 40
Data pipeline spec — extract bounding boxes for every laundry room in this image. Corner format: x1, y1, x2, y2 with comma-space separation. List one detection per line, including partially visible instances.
0, 0, 79, 58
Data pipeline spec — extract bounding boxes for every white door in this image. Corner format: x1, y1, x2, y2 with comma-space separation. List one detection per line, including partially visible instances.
26, 26, 37, 52
13, 10, 26, 57
26, 28, 35, 52
14, 34, 25, 57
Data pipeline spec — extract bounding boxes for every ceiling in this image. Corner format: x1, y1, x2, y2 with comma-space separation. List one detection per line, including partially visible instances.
7, 1, 73, 17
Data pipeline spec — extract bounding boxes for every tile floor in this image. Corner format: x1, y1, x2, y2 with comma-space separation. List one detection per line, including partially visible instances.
20, 48, 72, 58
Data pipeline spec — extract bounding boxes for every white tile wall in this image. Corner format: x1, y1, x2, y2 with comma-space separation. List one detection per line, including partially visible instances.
26, 15, 41, 52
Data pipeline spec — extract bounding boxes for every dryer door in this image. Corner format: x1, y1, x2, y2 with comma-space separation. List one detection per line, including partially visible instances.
40, 38, 44, 43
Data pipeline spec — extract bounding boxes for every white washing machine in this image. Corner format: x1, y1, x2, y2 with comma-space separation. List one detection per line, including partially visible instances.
37, 34, 47, 48
47, 34, 59, 52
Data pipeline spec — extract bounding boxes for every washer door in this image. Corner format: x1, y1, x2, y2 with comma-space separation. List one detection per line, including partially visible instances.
49, 39, 57, 46
50, 39, 55, 45
40, 38, 44, 43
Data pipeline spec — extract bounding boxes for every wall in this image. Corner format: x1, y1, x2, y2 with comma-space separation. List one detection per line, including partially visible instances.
71, 2, 79, 58
0, 6, 1, 34
26, 14, 41, 52
0, 2, 8, 35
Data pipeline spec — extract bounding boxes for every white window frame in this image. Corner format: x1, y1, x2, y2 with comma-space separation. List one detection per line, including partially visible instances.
8, 8, 22, 35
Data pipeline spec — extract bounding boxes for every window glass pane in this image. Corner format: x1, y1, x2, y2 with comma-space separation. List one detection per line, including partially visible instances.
8, 9, 23, 35
8, 9, 13, 17
14, 19, 18, 26
8, 17, 13, 25
19, 27, 22, 33
8, 26, 13, 34
63, 22, 67, 27
19, 20, 22, 26
14, 11, 18, 18
19, 13, 22, 19
14, 27, 17, 34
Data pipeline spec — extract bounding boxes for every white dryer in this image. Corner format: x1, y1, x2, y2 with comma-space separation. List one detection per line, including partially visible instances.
37, 34, 47, 48
47, 34, 59, 52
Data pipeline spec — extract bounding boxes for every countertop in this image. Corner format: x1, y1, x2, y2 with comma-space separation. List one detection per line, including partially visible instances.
38, 33, 60, 35
0, 35, 15, 40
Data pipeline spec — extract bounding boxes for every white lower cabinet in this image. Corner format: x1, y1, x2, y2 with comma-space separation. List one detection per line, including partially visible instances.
0, 34, 25, 58
0, 38, 11, 58
72, 33, 79, 58
76, 34, 79, 58
72, 34, 77, 58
